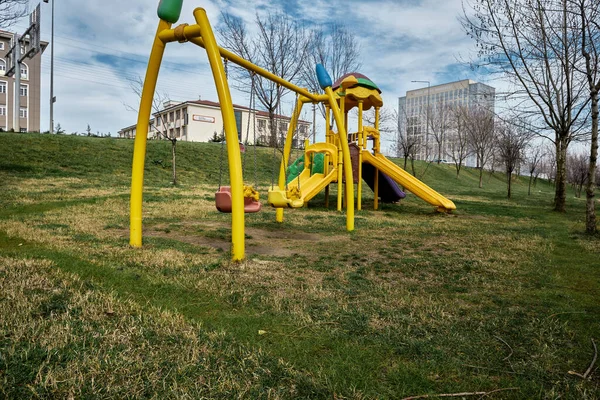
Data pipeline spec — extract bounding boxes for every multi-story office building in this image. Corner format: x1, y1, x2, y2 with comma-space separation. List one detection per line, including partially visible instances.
119, 99, 312, 147
398, 79, 495, 166
0, 30, 46, 132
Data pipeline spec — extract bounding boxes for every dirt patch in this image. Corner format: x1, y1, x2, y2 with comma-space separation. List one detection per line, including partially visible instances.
117, 222, 340, 258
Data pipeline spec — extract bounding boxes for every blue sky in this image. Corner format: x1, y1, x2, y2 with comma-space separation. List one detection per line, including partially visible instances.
9, 0, 493, 152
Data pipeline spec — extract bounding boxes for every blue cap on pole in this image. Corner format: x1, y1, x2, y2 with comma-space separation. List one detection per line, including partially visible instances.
316, 64, 332, 90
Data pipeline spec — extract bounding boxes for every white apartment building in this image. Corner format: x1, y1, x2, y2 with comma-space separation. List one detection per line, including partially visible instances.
119, 99, 312, 147
398, 79, 495, 167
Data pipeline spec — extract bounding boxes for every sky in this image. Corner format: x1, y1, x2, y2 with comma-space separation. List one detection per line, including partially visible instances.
8, 0, 493, 153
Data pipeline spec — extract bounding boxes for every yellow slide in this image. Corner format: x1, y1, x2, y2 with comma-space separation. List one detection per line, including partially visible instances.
287, 167, 338, 204
361, 151, 456, 211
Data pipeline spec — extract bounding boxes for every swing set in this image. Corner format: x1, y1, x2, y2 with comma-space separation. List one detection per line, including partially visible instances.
130, 0, 355, 261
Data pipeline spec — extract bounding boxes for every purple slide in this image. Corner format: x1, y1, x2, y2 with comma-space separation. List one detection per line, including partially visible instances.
362, 162, 406, 203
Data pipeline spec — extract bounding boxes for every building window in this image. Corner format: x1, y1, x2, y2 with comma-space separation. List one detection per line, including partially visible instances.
169, 112, 174, 122
0, 105, 5, 115
0, 81, 6, 94
20, 63, 28, 80
20, 127, 26, 132
20, 84, 27, 97
258, 119, 266, 130
19, 107, 27, 118
0, 59, 5, 75
234, 110, 242, 141
175, 109, 180, 121
20, 46, 24, 55
0, 42, 4, 50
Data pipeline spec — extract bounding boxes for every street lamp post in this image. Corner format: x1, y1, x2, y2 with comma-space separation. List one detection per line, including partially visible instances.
43, 0, 54, 134
411, 80, 430, 161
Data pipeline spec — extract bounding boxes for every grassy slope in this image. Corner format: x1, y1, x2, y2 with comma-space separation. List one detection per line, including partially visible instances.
0, 132, 599, 399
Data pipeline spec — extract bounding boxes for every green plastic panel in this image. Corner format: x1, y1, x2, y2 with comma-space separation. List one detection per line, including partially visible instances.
356, 77, 380, 92
286, 153, 325, 184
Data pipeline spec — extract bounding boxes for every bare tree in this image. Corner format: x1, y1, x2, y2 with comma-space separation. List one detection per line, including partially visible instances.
425, 102, 452, 164
218, 12, 309, 146
404, 133, 422, 176
301, 23, 361, 116
526, 146, 545, 195
462, 0, 589, 211
568, 152, 589, 197
395, 108, 422, 175
463, 106, 496, 187
541, 143, 558, 185
0, 0, 27, 29
497, 121, 531, 198
576, 0, 599, 232
125, 77, 178, 185
447, 105, 472, 177
359, 106, 395, 134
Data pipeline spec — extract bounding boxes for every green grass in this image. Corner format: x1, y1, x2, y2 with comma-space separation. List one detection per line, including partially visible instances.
0, 132, 599, 399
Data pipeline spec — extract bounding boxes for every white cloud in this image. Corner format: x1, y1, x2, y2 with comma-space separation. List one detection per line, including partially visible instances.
8, 0, 482, 139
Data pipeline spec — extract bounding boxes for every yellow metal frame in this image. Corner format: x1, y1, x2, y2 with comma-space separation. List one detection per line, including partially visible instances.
130, 5, 355, 261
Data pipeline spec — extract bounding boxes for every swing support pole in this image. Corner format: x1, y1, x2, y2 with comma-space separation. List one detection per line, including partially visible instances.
130, 19, 170, 248
194, 8, 245, 260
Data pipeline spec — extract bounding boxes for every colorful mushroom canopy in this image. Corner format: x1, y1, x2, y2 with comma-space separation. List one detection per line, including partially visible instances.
332, 72, 383, 110
332, 72, 381, 93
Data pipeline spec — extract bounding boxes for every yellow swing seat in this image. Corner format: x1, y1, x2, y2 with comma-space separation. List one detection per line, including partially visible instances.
267, 186, 304, 208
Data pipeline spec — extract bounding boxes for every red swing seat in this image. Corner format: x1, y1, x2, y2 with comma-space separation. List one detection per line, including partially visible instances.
215, 186, 262, 213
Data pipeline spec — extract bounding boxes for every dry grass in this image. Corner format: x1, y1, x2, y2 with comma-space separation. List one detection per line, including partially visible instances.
0, 175, 128, 205
1, 172, 598, 398
0, 256, 332, 399
0, 183, 556, 328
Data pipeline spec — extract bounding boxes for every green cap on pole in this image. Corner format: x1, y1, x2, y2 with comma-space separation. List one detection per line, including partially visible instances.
157, 0, 184, 23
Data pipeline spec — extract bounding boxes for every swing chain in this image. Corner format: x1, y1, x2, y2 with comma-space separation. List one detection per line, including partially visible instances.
251, 73, 259, 189
242, 75, 252, 173
217, 58, 229, 190
291, 93, 301, 190
270, 84, 280, 189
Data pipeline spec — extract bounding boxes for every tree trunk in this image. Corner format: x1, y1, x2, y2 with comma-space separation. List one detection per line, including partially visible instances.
411, 157, 416, 176
403, 156, 408, 171
479, 167, 484, 188
456, 163, 461, 178
507, 171, 512, 199
528, 173, 533, 196
171, 139, 177, 185
586, 94, 598, 234
437, 142, 442, 164
269, 110, 276, 147
554, 136, 568, 211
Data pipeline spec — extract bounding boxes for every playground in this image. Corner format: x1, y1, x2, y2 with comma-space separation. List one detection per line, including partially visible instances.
0, 1, 598, 398
130, 1, 456, 262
